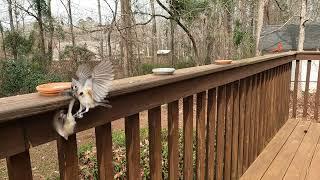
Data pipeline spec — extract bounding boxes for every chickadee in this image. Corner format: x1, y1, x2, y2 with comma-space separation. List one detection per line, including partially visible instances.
71, 60, 114, 118
53, 98, 76, 140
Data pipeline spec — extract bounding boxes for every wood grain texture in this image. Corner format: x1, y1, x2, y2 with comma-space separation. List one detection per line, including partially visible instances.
148, 106, 162, 180
240, 119, 299, 180
57, 134, 79, 180
243, 77, 252, 172
125, 114, 141, 179
250, 75, 257, 163
303, 60, 312, 117
231, 81, 240, 180
196, 92, 206, 180
283, 123, 320, 180
0, 52, 297, 123
6, 150, 33, 180
315, 61, 320, 121
306, 137, 320, 180
258, 73, 265, 154
224, 83, 234, 180
168, 101, 179, 180
0, 121, 27, 159
0, 54, 302, 158
183, 96, 194, 180
216, 85, 226, 180
261, 120, 311, 180
95, 123, 113, 180
206, 88, 217, 180
292, 60, 300, 118
238, 79, 247, 176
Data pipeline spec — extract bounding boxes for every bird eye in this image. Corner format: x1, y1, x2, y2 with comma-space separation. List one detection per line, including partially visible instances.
74, 86, 77, 89
79, 92, 83, 96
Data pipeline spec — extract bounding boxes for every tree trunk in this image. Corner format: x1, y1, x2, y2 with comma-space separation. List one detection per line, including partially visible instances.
67, 0, 76, 61
107, 0, 118, 58
170, 0, 175, 66
120, 0, 134, 76
298, 0, 307, 51
297, 0, 307, 98
170, 19, 175, 66
97, 0, 104, 60
150, 0, 157, 64
13, 0, 19, 30
7, 0, 17, 59
47, 0, 54, 61
0, 21, 7, 59
224, 1, 233, 58
255, 0, 268, 56
36, 0, 46, 58
205, 10, 214, 65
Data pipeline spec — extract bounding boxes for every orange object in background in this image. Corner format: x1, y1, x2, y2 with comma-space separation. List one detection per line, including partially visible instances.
36, 82, 71, 96
272, 42, 283, 53
215, 60, 233, 65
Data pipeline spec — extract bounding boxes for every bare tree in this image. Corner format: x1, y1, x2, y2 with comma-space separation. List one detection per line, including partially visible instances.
35, 0, 46, 58
47, 0, 54, 61
7, 0, 15, 31
103, 0, 118, 58
155, 0, 199, 61
7, 0, 17, 59
67, 0, 75, 49
0, 21, 7, 59
13, 0, 19, 30
298, 0, 307, 51
97, 0, 104, 60
255, 0, 269, 56
120, 0, 134, 76
150, 0, 157, 63
170, 0, 175, 65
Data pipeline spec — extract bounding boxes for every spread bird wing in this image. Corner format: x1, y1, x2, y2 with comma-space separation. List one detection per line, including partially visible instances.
76, 64, 92, 82
91, 60, 114, 102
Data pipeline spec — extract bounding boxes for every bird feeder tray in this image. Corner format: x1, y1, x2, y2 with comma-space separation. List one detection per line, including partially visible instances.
215, 60, 233, 65
36, 82, 71, 96
152, 68, 176, 75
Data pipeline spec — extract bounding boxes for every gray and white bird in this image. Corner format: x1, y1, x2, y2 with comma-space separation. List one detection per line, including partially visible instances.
53, 98, 76, 140
71, 60, 114, 118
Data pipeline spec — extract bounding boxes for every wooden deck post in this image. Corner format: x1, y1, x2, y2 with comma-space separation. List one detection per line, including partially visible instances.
57, 134, 79, 180
6, 150, 33, 180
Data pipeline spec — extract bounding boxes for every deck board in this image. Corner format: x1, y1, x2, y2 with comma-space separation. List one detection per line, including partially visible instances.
283, 122, 320, 180
241, 119, 320, 180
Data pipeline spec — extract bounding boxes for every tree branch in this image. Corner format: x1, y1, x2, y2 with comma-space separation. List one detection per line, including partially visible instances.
273, 0, 285, 11
154, 0, 199, 59
16, 3, 39, 21
261, 15, 298, 38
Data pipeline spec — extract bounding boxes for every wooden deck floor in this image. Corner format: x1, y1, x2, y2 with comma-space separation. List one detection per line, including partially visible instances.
241, 119, 320, 180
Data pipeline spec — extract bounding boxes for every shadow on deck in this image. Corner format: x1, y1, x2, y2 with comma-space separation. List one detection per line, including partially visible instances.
241, 119, 320, 180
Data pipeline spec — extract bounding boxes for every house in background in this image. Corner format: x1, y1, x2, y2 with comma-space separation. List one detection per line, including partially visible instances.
260, 24, 320, 92
260, 24, 320, 53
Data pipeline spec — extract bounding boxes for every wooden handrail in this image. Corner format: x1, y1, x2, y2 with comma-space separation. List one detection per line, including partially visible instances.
0, 51, 297, 123
1, 51, 320, 180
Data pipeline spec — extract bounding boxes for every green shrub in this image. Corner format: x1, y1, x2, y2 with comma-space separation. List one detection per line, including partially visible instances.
4, 30, 35, 56
175, 58, 196, 69
0, 59, 64, 96
77, 128, 198, 179
60, 45, 95, 62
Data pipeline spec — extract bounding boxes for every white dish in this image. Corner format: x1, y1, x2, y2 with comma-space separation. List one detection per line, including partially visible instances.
152, 68, 176, 75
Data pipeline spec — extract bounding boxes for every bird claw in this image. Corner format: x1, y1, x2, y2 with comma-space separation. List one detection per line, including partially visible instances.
74, 113, 83, 119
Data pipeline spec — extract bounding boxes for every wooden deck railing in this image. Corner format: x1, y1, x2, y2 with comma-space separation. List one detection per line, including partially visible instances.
0, 51, 318, 180
291, 52, 320, 121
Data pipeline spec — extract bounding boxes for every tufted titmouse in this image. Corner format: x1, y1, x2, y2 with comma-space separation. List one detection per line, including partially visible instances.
71, 60, 114, 118
53, 98, 76, 140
